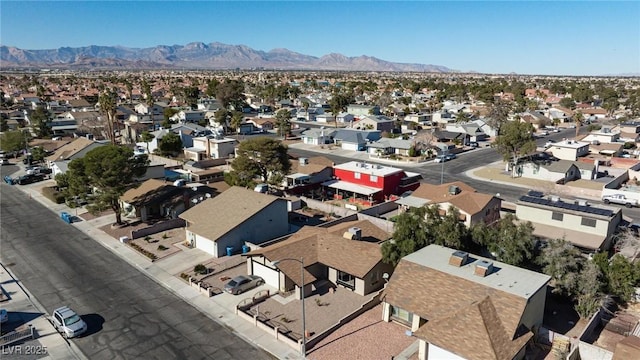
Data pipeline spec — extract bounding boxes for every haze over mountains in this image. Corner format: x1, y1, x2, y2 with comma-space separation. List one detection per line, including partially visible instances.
0, 41, 455, 72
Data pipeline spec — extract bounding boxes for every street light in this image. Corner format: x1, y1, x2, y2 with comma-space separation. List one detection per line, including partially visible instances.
271, 257, 306, 358
440, 147, 448, 185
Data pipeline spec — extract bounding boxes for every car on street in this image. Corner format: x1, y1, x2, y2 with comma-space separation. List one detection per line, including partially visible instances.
16, 173, 46, 185
0, 159, 9, 166
51, 306, 87, 338
0, 309, 8, 324
224, 275, 264, 295
602, 194, 638, 208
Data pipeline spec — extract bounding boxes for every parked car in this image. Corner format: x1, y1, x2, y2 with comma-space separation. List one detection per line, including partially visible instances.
434, 155, 448, 163
602, 194, 638, 208
224, 275, 264, 295
469, 142, 479, 148
51, 306, 87, 338
0, 159, 9, 166
0, 309, 8, 324
26, 166, 42, 175
16, 174, 46, 185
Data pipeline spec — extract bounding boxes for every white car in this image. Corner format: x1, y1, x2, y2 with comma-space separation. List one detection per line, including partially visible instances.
52, 306, 87, 338
602, 194, 638, 208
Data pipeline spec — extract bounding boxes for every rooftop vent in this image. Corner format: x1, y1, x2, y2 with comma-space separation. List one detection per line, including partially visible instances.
299, 157, 309, 166
550, 195, 560, 202
575, 199, 589, 206
449, 250, 469, 267
474, 260, 494, 277
347, 227, 362, 240
448, 185, 461, 195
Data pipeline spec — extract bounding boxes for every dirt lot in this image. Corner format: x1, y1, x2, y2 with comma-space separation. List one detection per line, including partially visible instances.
98, 221, 186, 260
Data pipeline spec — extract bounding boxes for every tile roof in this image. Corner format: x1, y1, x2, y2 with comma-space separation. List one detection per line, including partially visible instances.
120, 179, 180, 206
45, 137, 97, 161
410, 182, 494, 215
248, 220, 390, 286
613, 335, 640, 360
179, 186, 284, 242
289, 156, 334, 175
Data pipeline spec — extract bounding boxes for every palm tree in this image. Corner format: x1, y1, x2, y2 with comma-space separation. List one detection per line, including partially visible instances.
230, 111, 244, 134
574, 111, 585, 138
98, 89, 117, 145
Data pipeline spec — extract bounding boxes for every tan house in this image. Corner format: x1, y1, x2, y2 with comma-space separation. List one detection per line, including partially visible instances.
546, 139, 590, 161
382, 245, 550, 360
284, 156, 334, 191
516, 194, 622, 251
395, 182, 501, 227
183, 135, 238, 161
179, 186, 289, 257
46, 137, 106, 177
246, 220, 392, 298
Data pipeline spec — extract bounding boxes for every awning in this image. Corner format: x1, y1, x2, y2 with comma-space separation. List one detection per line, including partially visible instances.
395, 196, 429, 208
321, 180, 381, 196
599, 150, 617, 155
287, 173, 311, 180
184, 147, 206, 153
52, 125, 78, 131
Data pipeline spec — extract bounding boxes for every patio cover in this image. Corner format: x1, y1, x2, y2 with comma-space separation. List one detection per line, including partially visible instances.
287, 173, 311, 180
322, 180, 381, 196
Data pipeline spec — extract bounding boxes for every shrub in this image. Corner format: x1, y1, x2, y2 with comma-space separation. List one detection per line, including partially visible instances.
194, 264, 207, 274
128, 243, 157, 260
41, 186, 65, 204
144, 235, 152, 242
162, 233, 169, 239
158, 245, 168, 251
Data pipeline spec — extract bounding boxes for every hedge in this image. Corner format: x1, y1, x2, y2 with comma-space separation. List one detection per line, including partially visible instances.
41, 186, 65, 204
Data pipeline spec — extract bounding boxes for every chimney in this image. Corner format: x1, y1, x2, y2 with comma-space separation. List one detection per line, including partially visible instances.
474, 260, 494, 277
448, 185, 461, 195
299, 157, 308, 166
449, 250, 469, 267
347, 227, 362, 240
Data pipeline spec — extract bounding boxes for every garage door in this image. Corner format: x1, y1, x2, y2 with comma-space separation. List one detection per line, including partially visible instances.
253, 262, 279, 288
194, 234, 215, 256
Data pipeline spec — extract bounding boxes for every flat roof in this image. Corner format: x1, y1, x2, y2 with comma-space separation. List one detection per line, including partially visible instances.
322, 179, 381, 196
404, 245, 550, 299
333, 161, 403, 177
550, 140, 589, 149
518, 195, 619, 218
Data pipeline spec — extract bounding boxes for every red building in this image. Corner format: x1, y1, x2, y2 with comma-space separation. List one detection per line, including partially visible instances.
322, 161, 422, 204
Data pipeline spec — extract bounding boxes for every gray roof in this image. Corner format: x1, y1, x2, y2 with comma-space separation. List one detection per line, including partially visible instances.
333, 129, 380, 143
542, 160, 577, 173
368, 138, 412, 150
179, 186, 284, 241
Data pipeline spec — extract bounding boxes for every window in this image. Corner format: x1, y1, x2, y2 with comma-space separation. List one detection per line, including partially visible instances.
371, 271, 380, 285
354, 172, 361, 179
337, 271, 355, 290
390, 306, 413, 325
581, 217, 597, 227
552, 212, 564, 221
370, 175, 378, 183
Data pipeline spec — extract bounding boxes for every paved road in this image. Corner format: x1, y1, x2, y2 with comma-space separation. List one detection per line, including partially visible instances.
0, 182, 273, 360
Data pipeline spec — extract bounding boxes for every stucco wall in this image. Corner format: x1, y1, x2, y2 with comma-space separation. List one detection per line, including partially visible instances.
516, 205, 611, 238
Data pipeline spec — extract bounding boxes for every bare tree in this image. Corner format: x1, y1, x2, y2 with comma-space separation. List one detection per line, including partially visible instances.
98, 88, 118, 145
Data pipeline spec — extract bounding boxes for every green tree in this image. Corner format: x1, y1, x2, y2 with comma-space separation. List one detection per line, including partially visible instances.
539, 238, 584, 297
214, 109, 229, 131
216, 79, 245, 109
183, 86, 200, 109
98, 89, 118, 145
492, 120, 536, 177
573, 111, 585, 138
140, 131, 155, 154
230, 111, 244, 134
559, 97, 576, 109
596, 254, 640, 302
30, 146, 47, 163
275, 109, 292, 138
30, 105, 52, 137
206, 78, 220, 97
163, 108, 179, 123
0, 130, 27, 153
228, 137, 290, 187
66, 145, 148, 224
158, 132, 182, 156
471, 213, 535, 266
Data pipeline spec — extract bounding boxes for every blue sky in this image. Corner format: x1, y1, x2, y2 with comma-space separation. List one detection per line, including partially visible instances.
1, 1, 639, 76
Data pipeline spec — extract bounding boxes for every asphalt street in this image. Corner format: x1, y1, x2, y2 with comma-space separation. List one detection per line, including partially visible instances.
0, 178, 273, 360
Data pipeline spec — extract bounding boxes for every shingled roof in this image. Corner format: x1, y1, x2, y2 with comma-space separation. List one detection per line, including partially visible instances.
383, 245, 550, 360
248, 220, 390, 286
120, 179, 182, 206
410, 182, 495, 215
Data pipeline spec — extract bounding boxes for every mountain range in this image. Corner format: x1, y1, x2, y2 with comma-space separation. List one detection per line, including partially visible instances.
0, 42, 454, 72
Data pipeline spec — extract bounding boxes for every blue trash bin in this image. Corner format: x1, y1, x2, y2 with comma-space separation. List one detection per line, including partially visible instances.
226, 246, 234, 257
242, 245, 250, 254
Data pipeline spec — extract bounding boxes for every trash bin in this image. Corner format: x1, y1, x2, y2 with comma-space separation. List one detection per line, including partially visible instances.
226, 246, 234, 257
242, 245, 250, 254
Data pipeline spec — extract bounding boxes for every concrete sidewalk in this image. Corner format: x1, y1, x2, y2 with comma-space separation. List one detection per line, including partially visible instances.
0, 264, 87, 360
10, 179, 304, 360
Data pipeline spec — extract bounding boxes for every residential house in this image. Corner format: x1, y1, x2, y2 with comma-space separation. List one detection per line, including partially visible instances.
246, 220, 392, 298
515, 159, 590, 183
519, 111, 552, 129
67, 99, 94, 112
323, 161, 422, 203
347, 104, 380, 117
546, 139, 590, 161
300, 128, 336, 145
172, 110, 205, 123
579, 107, 608, 120
120, 179, 187, 221
179, 186, 289, 257
284, 156, 334, 192
367, 137, 413, 156
516, 195, 622, 251
405, 113, 432, 125
395, 182, 501, 227
588, 142, 623, 158
581, 127, 620, 144
137, 123, 210, 153
134, 102, 167, 121
445, 122, 488, 143
246, 117, 275, 132
618, 121, 640, 143
332, 129, 381, 151
46, 137, 107, 177
473, 119, 499, 138
184, 134, 238, 161
353, 115, 395, 133
545, 106, 573, 123
382, 245, 550, 360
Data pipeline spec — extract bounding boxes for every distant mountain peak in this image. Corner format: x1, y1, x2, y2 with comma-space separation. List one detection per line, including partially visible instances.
0, 42, 457, 72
